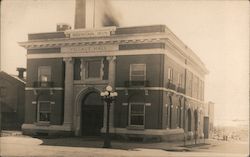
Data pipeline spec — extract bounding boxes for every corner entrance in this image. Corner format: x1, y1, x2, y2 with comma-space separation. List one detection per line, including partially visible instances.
81, 91, 104, 136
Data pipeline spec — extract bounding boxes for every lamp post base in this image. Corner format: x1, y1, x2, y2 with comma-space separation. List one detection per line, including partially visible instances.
103, 138, 111, 148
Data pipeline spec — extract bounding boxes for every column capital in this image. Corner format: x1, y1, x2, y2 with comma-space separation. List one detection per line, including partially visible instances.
106, 56, 116, 62
63, 57, 73, 63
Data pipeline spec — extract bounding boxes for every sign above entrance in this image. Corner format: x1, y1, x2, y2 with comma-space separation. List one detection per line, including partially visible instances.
64, 27, 116, 38
61, 45, 119, 53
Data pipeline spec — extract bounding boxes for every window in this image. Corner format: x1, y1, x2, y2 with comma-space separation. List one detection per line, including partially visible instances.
130, 64, 146, 81
199, 79, 203, 100
38, 66, 51, 87
129, 103, 145, 126
0, 87, 7, 97
168, 68, 173, 82
177, 99, 182, 128
177, 73, 183, 87
38, 101, 51, 122
74, 58, 81, 80
188, 72, 193, 95
86, 60, 102, 79
166, 104, 170, 128
195, 76, 199, 98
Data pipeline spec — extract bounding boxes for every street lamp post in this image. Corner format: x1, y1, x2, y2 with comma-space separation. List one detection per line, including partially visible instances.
100, 85, 118, 148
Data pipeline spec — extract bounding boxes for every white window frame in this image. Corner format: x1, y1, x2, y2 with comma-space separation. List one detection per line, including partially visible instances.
128, 103, 145, 128
37, 101, 51, 123
129, 64, 146, 81
168, 68, 173, 83
38, 66, 51, 82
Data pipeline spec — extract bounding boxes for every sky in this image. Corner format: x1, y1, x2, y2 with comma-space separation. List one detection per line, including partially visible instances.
1, 0, 249, 126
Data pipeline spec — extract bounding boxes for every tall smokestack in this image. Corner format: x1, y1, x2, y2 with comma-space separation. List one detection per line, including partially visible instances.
74, 0, 120, 29
74, 0, 86, 29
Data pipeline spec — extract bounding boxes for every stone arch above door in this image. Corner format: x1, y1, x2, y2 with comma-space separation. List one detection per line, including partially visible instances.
74, 87, 102, 136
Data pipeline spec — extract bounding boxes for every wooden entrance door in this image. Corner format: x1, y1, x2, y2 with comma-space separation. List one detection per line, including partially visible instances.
81, 91, 103, 136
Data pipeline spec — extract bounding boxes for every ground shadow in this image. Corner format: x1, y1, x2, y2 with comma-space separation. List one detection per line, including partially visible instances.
39, 136, 157, 150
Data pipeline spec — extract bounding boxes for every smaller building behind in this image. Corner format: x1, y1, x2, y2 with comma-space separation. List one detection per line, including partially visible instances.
0, 68, 26, 130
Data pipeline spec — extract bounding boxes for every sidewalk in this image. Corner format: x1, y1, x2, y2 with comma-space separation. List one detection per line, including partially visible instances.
1, 130, 212, 152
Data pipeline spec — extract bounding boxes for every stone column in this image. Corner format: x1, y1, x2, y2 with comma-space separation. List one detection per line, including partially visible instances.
63, 57, 74, 130
103, 56, 116, 130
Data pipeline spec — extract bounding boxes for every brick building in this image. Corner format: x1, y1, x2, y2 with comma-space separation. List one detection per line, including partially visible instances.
0, 69, 26, 130
19, 24, 208, 141
19, 0, 209, 141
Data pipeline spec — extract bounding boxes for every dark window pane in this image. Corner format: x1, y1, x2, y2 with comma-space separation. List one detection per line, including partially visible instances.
38, 66, 51, 81
103, 59, 109, 80
87, 60, 101, 78
131, 104, 144, 114
131, 71, 144, 75
130, 115, 144, 125
39, 113, 50, 121
74, 58, 81, 80
39, 102, 50, 112
130, 64, 146, 81
131, 64, 145, 71
131, 76, 145, 81
0, 87, 7, 97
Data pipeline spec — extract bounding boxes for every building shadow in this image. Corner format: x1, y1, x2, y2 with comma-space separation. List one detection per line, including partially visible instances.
39, 136, 143, 150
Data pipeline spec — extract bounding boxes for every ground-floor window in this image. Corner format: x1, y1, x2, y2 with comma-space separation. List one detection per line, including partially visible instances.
129, 103, 145, 127
38, 101, 51, 123
176, 105, 181, 128
188, 109, 192, 131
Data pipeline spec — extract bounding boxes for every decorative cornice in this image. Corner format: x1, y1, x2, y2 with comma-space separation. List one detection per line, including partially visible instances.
19, 33, 168, 49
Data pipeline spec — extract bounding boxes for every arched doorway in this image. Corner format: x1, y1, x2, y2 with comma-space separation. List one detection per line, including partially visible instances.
81, 91, 103, 136
187, 109, 192, 131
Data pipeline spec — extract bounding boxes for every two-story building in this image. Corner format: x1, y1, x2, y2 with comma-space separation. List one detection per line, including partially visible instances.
19, 24, 208, 141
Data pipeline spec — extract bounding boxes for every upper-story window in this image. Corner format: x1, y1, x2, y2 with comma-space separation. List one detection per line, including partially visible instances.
194, 76, 199, 98
201, 80, 204, 100
38, 66, 51, 87
74, 58, 81, 80
177, 73, 183, 87
38, 66, 51, 82
86, 60, 102, 79
130, 64, 146, 81
168, 68, 173, 83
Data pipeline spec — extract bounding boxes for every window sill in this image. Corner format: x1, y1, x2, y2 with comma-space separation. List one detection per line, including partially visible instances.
127, 125, 145, 130
74, 80, 109, 85
35, 122, 50, 126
